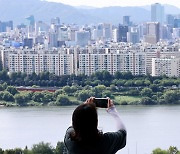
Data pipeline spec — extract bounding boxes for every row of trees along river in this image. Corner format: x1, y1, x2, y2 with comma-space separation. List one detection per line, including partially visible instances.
0, 142, 179, 154
0, 70, 179, 106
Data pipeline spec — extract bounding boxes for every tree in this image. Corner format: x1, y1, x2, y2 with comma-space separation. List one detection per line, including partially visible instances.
124, 80, 134, 87
56, 94, 72, 106
14, 94, 27, 106
141, 88, 153, 97
163, 90, 180, 104
41, 91, 54, 103
122, 71, 133, 79
114, 71, 123, 79
55, 142, 65, 154
116, 80, 125, 86
143, 79, 151, 86
168, 146, 180, 154
77, 90, 94, 102
6, 86, 18, 95
54, 89, 64, 98
63, 86, 72, 95
102, 90, 114, 98
0, 92, 3, 100
0, 148, 3, 154
134, 80, 144, 87
93, 85, 106, 97
2, 91, 14, 102
150, 84, 159, 92
140, 97, 155, 105
126, 89, 139, 96
0, 70, 9, 81
32, 92, 44, 102
152, 148, 168, 154
31, 142, 54, 154
2, 82, 8, 90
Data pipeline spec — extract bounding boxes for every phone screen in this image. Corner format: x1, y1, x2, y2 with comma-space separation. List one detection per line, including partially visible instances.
94, 98, 108, 108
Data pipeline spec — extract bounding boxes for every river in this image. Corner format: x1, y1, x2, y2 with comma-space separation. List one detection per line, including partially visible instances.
0, 105, 180, 154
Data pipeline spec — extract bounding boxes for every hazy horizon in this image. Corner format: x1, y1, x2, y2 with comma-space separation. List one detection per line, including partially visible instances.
45, 0, 180, 8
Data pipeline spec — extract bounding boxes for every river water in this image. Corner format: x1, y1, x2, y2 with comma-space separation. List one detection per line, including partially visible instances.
0, 105, 180, 154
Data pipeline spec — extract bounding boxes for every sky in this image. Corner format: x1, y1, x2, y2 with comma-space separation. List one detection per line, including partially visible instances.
45, 0, 180, 8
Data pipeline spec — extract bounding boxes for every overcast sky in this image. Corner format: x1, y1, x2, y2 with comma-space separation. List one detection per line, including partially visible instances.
46, 0, 180, 8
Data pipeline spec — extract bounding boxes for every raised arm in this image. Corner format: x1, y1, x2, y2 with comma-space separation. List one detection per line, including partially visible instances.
107, 99, 126, 131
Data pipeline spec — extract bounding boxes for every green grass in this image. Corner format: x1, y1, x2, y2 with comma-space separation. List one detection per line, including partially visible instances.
114, 95, 142, 105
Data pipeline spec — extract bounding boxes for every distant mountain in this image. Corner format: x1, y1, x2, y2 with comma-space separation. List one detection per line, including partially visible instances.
0, 0, 179, 25
75, 5, 97, 9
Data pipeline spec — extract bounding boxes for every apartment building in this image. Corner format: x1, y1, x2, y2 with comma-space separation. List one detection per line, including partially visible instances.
78, 51, 146, 76
1, 48, 74, 76
152, 57, 180, 77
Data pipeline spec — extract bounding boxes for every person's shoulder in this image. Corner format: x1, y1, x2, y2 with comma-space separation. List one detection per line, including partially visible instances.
65, 126, 74, 139
66, 126, 74, 133
103, 129, 127, 140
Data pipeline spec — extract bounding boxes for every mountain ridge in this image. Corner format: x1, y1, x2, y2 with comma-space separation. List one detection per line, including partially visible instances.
0, 0, 179, 25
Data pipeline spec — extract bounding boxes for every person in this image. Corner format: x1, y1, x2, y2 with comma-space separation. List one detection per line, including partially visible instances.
64, 97, 127, 154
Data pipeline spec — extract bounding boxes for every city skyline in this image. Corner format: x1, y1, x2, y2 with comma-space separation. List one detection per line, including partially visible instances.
46, 0, 180, 8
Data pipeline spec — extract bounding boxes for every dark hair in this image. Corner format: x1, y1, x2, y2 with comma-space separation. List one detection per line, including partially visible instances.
71, 103, 101, 143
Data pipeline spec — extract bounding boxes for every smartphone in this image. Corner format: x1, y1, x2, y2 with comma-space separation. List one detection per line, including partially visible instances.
94, 98, 108, 108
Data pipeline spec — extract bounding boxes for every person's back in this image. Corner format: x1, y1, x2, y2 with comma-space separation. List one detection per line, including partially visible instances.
64, 97, 127, 154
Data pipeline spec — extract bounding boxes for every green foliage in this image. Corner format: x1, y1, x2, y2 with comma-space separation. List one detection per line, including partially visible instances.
163, 90, 180, 104
0, 70, 9, 81
152, 148, 168, 154
126, 89, 139, 96
124, 80, 134, 87
141, 88, 153, 97
0, 70, 179, 106
32, 92, 44, 102
0, 141, 66, 154
31, 142, 54, 154
93, 85, 106, 97
55, 142, 65, 154
63, 86, 72, 94
0, 148, 3, 154
14, 94, 27, 106
168, 146, 180, 154
41, 91, 54, 103
1, 91, 14, 102
6, 86, 18, 95
102, 90, 114, 98
77, 90, 94, 102
3, 148, 23, 154
140, 97, 155, 105
152, 146, 180, 154
56, 94, 72, 106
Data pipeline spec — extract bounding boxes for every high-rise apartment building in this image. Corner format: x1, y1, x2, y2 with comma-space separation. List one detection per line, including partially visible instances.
118, 25, 128, 42
152, 57, 180, 77
145, 22, 160, 44
3, 49, 74, 76
166, 14, 175, 27
78, 51, 146, 76
151, 3, 164, 24
75, 30, 90, 47
174, 18, 180, 28
123, 16, 130, 26
0, 20, 13, 32
127, 27, 140, 44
